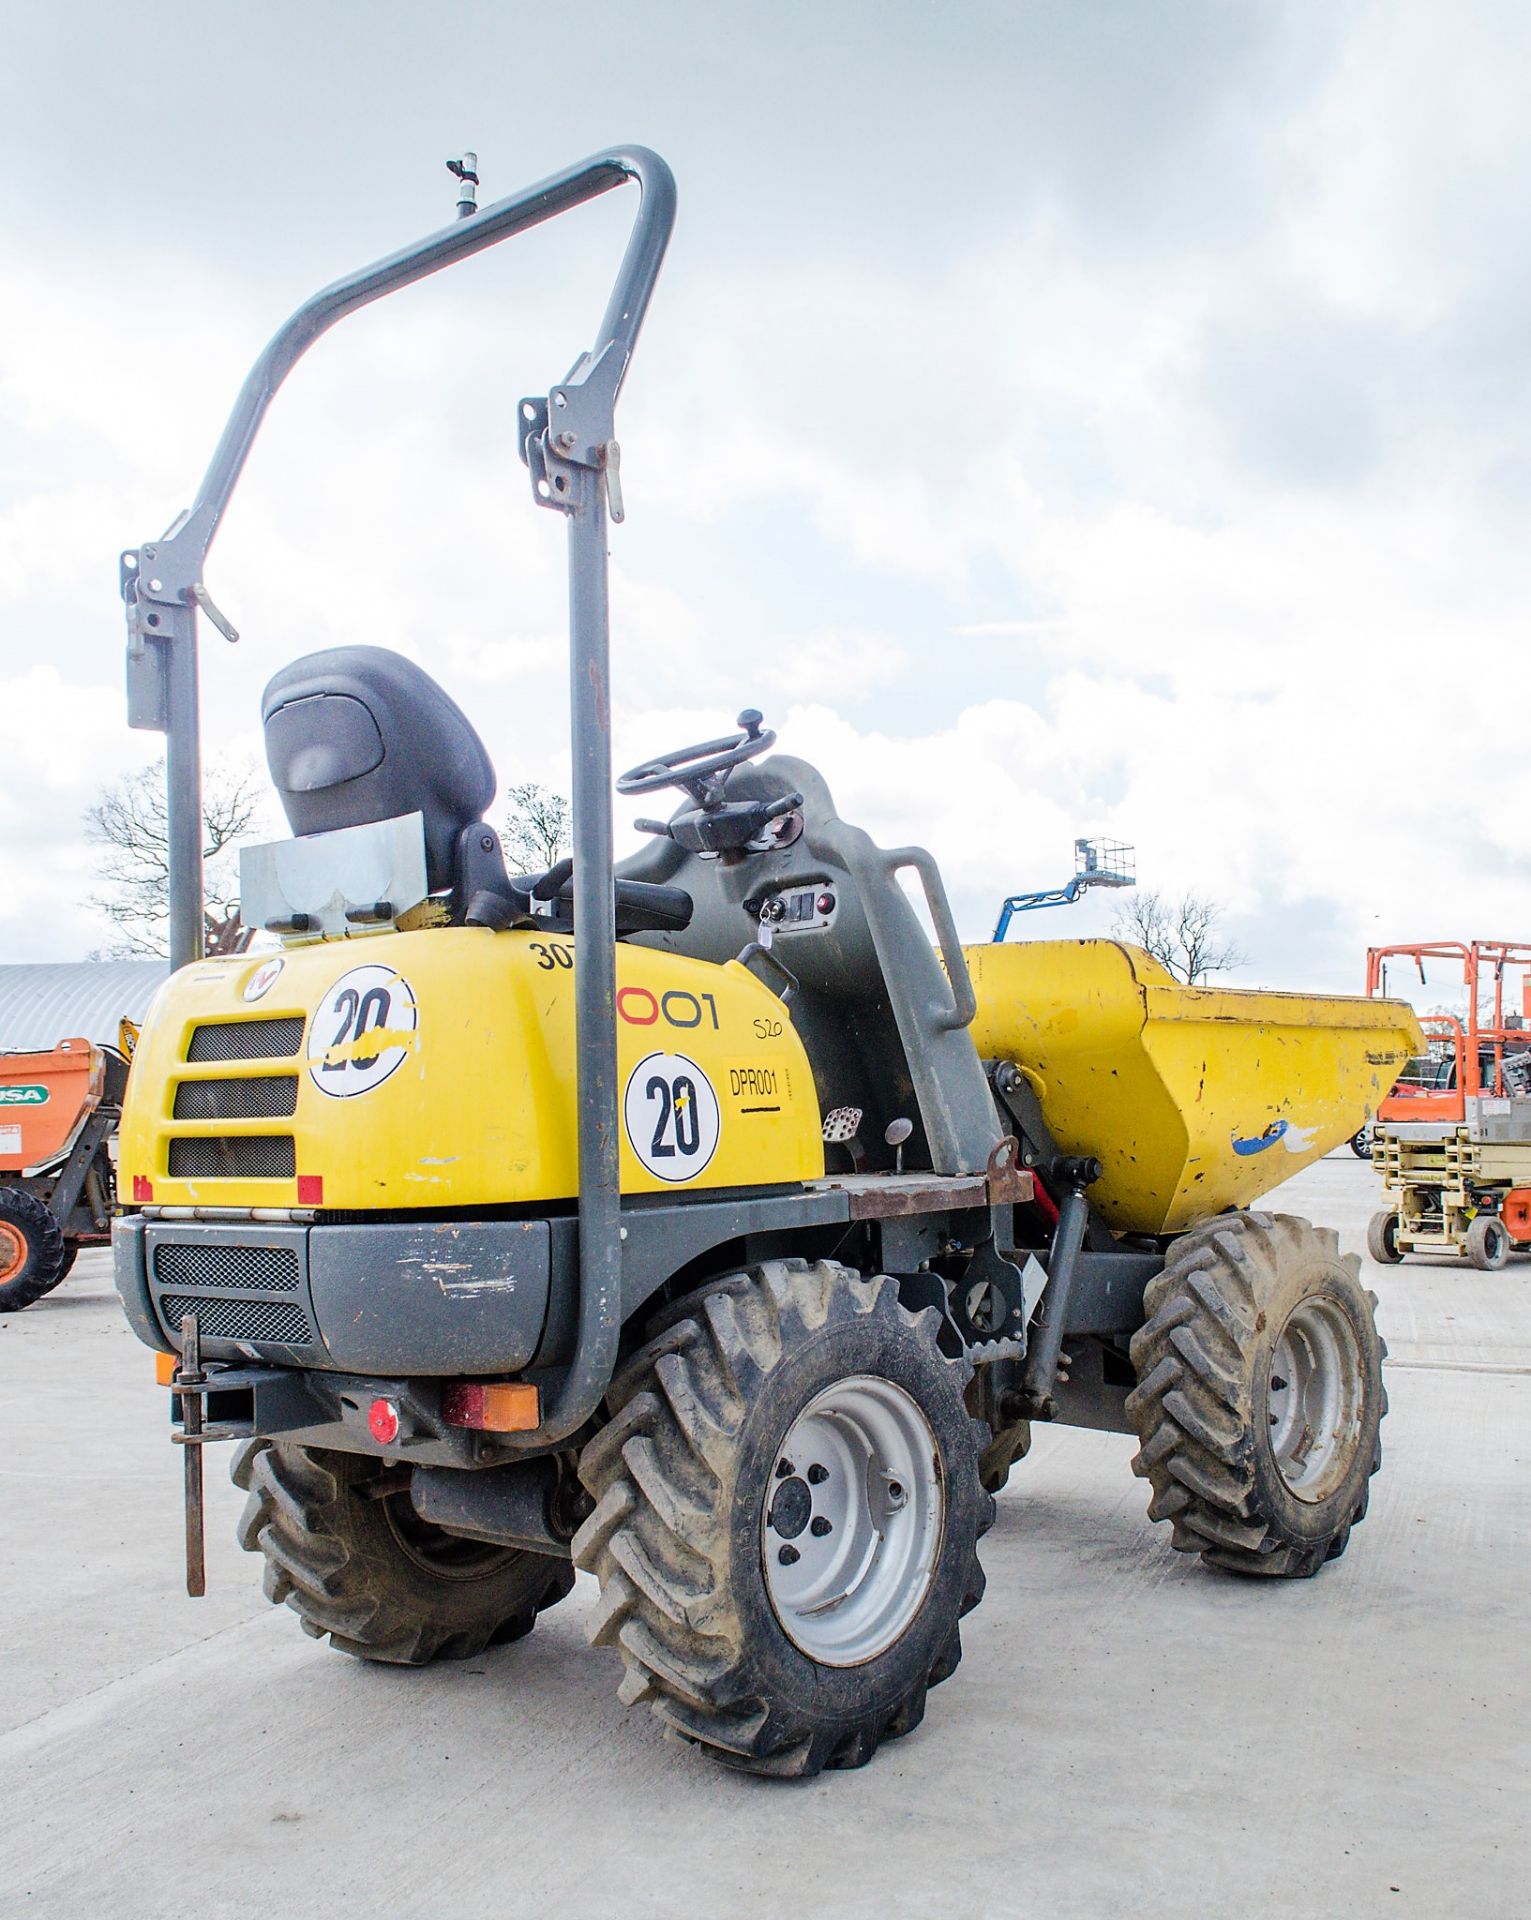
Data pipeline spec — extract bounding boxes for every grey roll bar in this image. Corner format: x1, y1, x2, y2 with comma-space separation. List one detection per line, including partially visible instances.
121, 144, 678, 1448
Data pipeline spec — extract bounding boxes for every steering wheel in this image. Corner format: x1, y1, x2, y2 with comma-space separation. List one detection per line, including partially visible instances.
616, 708, 776, 797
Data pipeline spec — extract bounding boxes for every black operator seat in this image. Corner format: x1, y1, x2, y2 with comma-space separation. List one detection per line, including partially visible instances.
260, 645, 692, 936
263, 645, 495, 893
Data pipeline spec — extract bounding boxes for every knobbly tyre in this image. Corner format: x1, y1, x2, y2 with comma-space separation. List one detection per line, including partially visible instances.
113, 147, 1423, 1777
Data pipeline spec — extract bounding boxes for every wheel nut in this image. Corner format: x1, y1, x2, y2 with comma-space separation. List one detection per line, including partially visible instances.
807, 1463, 828, 1485
778, 1544, 800, 1566
810, 1516, 832, 1537
776, 1459, 795, 1479
1271, 1375, 1288, 1392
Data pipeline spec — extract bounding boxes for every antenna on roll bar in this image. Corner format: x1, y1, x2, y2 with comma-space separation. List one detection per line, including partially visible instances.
446, 152, 479, 219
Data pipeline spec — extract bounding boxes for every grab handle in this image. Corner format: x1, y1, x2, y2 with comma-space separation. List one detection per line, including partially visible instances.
882, 847, 978, 1031
735, 942, 799, 1004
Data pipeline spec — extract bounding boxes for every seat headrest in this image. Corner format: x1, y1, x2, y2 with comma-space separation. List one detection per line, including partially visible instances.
262, 645, 495, 893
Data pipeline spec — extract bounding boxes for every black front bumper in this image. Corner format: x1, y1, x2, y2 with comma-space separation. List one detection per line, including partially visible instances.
114, 1213, 553, 1376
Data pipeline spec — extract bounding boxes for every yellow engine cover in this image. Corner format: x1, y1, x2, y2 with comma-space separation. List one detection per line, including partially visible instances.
120, 930, 824, 1210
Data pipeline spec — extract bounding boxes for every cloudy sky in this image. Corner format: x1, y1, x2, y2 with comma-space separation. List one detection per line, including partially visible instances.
3, 0, 1529, 998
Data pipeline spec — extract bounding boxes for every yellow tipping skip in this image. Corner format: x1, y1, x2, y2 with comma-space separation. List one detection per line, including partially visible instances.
964, 940, 1422, 1234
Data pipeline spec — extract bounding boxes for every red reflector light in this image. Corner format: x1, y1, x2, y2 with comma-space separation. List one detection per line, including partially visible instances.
132, 1174, 153, 1202
296, 1174, 324, 1204
442, 1381, 540, 1433
368, 1397, 401, 1445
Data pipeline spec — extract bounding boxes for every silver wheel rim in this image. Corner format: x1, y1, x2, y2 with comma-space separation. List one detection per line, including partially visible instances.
1267, 1295, 1364, 1502
761, 1375, 943, 1667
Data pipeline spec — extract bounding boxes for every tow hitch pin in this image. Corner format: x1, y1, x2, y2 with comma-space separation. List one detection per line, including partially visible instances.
172, 1314, 207, 1598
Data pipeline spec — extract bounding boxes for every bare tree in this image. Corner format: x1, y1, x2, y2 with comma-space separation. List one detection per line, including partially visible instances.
1111, 889, 1247, 985
504, 781, 571, 874
85, 759, 264, 958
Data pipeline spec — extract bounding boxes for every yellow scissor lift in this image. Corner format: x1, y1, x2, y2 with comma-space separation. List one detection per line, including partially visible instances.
1367, 940, 1531, 1270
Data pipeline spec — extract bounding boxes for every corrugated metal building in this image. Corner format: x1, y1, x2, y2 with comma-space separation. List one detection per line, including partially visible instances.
0, 962, 167, 1052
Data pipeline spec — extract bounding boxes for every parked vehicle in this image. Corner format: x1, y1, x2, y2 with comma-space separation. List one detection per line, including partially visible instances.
0, 1034, 129, 1311
1367, 941, 1531, 1269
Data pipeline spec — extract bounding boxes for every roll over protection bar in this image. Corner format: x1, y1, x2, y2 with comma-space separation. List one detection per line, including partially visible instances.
121, 146, 678, 1449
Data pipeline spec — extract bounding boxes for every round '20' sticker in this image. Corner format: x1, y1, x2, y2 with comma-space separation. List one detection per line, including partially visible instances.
308, 964, 418, 1099
624, 1052, 721, 1182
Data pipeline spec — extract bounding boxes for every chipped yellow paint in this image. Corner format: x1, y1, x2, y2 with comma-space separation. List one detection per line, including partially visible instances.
121, 929, 824, 1210
965, 939, 1423, 1233
310, 1025, 419, 1069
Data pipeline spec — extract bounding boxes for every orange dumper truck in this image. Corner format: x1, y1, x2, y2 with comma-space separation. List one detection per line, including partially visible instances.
0, 1035, 130, 1310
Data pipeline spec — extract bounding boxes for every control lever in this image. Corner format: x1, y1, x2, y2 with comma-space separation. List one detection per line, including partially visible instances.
190, 582, 239, 644
635, 789, 802, 851
530, 857, 574, 901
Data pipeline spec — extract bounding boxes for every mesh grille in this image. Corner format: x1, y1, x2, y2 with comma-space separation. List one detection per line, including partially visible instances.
173, 1076, 299, 1121
160, 1293, 313, 1346
187, 1018, 304, 1063
167, 1136, 296, 1179
152, 1243, 301, 1292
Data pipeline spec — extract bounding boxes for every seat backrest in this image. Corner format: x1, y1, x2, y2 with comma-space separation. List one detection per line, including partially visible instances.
619, 755, 1003, 1176
262, 646, 496, 894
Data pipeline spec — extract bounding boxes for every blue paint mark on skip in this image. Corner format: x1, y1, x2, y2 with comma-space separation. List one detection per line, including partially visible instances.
1232, 1121, 1289, 1157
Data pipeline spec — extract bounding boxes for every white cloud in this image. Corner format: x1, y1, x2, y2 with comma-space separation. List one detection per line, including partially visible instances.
2, 0, 1529, 995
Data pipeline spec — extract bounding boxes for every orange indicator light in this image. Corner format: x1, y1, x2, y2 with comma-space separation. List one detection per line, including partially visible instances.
441, 1381, 541, 1433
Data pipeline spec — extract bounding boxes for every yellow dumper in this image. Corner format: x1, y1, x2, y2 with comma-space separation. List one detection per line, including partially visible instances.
113, 140, 1430, 1778
966, 940, 1424, 1233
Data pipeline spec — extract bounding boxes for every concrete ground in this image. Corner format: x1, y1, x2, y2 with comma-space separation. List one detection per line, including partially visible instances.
1, 1155, 1526, 1920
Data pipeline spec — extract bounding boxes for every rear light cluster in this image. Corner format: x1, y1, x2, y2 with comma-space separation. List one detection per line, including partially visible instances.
442, 1382, 540, 1432
152, 1370, 539, 1441
361, 1382, 541, 1447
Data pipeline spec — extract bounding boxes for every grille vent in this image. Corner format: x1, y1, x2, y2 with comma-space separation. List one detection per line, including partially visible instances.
168, 1136, 296, 1180
160, 1292, 312, 1346
173, 1076, 299, 1121
152, 1243, 301, 1293
187, 1018, 304, 1063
